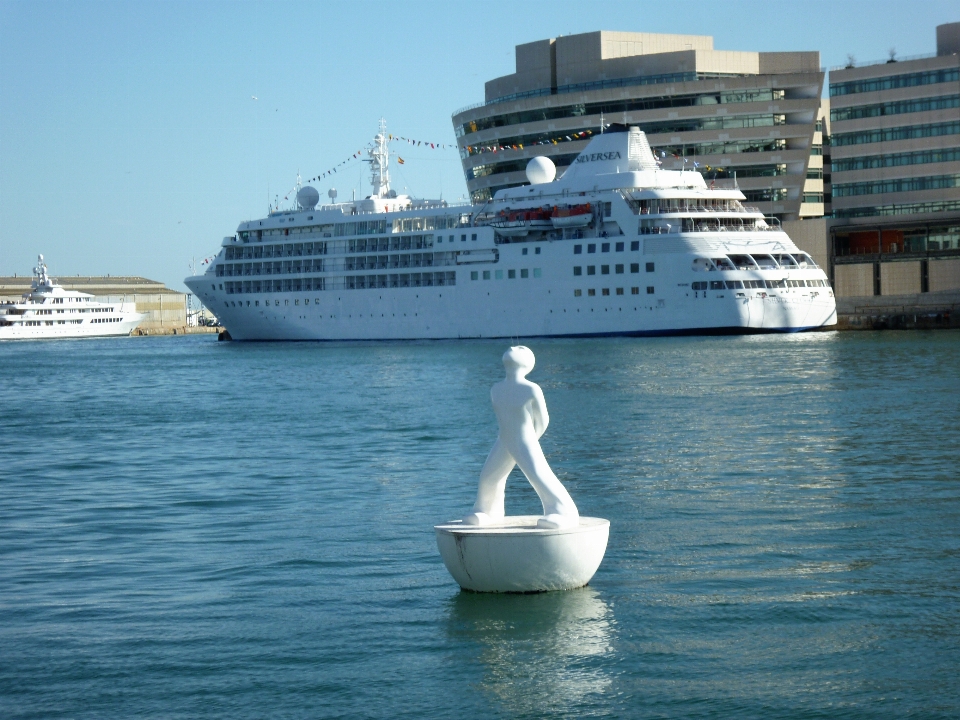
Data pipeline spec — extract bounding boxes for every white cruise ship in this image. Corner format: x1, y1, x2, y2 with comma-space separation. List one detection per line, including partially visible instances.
0, 256, 145, 340
185, 125, 836, 340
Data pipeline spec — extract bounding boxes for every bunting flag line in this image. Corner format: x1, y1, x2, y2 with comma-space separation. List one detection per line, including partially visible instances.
465, 129, 597, 156
280, 132, 459, 202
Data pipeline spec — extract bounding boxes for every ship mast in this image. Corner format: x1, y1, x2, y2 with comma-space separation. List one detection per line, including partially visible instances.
367, 118, 391, 198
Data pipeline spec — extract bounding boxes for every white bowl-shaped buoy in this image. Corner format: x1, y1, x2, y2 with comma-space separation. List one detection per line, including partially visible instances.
435, 516, 609, 593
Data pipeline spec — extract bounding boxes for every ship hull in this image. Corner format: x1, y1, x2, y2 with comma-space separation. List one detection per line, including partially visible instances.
186, 234, 836, 342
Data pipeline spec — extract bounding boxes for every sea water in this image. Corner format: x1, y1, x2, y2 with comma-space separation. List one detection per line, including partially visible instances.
1, 331, 959, 719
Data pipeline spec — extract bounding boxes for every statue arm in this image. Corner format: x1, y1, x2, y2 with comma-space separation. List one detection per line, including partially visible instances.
531, 387, 550, 437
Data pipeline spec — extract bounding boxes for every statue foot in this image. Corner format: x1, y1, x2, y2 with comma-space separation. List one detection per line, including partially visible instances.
463, 512, 496, 526
537, 513, 579, 529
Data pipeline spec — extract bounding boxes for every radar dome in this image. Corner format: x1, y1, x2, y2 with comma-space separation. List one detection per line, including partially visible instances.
526, 156, 556, 184
297, 186, 320, 210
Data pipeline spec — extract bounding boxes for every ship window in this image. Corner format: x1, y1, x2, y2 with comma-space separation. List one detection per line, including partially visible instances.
574, 289, 582, 297
615, 242, 624, 252
508, 269, 516, 279
647, 286, 655, 294
615, 264, 624, 274
587, 266, 596, 275
601, 265, 610, 275
750, 254, 779, 269
472, 234, 477, 241
574, 245, 582, 254
692, 257, 715, 271
522, 248, 528, 255
630, 263, 640, 273
692, 281, 708, 290
574, 267, 582, 276
616, 287, 624, 295
520, 269, 529, 278
461, 235, 466, 242
588, 289, 596, 296
535, 247, 541, 254
533, 268, 541, 278
601, 243, 610, 252
631, 241, 640, 251
483, 271, 491, 280
729, 254, 757, 270
710, 281, 725, 290
495, 270, 503, 279
471, 271, 478, 280
632, 287, 639, 295
602, 288, 610, 296
726, 280, 744, 289
588, 244, 596, 253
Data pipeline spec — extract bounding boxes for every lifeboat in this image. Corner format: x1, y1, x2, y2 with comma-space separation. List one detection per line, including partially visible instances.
491, 207, 553, 237
551, 203, 593, 228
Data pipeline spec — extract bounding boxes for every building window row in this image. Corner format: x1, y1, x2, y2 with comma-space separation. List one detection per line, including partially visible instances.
832, 120, 960, 147
467, 154, 578, 181
829, 68, 960, 97
833, 173, 960, 197
458, 89, 785, 136
831, 147, 960, 173
463, 73, 768, 123
464, 116, 787, 158
830, 94, 960, 122
833, 199, 960, 218
224, 272, 457, 294
742, 188, 789, 202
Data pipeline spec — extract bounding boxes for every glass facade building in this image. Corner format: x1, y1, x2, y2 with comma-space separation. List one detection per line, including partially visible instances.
828, 22, 960, 298
452, 31, 824, 220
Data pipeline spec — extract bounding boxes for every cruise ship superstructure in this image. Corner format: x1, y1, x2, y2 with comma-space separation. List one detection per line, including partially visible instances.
185, 124, 836, 340
0, 256, 145, 340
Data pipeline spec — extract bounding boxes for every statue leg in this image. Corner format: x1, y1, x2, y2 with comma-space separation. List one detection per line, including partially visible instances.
463, 437, 515, 526
509, 433, 579, 529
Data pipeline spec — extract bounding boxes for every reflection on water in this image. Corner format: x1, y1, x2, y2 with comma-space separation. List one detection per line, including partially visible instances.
447, 587, 615, 714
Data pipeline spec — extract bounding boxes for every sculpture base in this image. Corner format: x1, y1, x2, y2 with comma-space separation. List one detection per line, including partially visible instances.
435, 516, 610, 593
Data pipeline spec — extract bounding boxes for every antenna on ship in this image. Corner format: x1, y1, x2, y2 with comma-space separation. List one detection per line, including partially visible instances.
366, 117, 391, 199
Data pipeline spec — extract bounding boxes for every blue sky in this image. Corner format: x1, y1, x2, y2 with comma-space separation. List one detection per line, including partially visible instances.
1, 0, 956, 291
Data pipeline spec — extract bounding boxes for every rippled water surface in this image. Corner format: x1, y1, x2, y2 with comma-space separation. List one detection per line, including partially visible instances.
2, 331, 959, 719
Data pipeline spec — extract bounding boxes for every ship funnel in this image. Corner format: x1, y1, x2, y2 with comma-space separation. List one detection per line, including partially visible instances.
558, 126, 659, 183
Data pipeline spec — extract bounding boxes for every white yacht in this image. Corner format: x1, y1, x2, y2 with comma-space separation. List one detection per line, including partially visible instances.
185, 124, 836, 340
0, 256, 145, 340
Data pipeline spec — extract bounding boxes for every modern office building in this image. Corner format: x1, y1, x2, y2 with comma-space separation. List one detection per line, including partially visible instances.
828, 22, 960, 297
452, 31, 825, 220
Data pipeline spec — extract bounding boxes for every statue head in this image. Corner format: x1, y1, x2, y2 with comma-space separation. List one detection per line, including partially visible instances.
502, 346, 535, 376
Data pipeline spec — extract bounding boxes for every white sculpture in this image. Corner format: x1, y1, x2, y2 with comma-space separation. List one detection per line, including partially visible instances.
435, 346, 609, 593
464, 346, 579, 529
